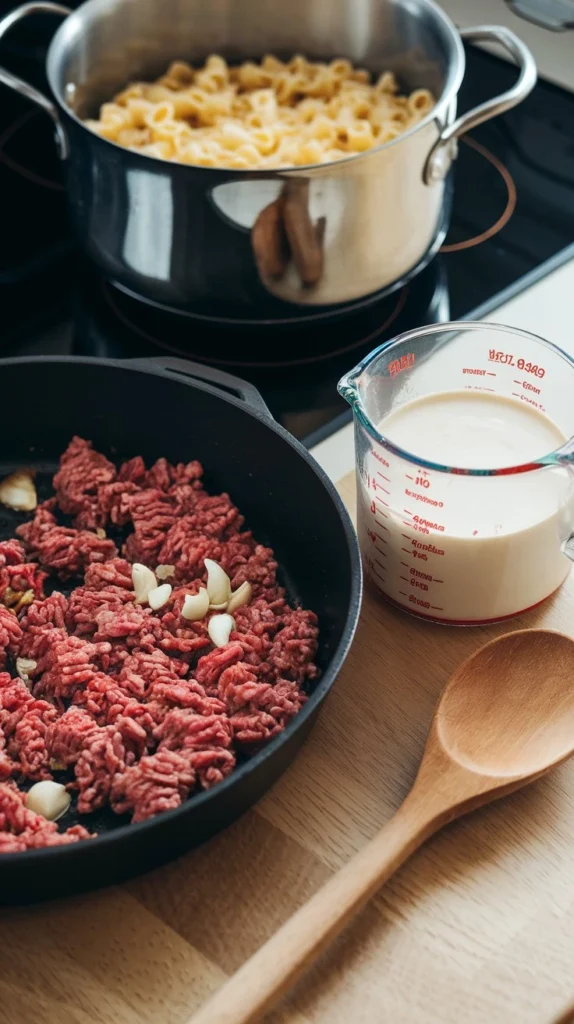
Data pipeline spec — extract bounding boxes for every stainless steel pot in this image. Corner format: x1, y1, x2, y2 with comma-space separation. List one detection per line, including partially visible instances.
0, 0, 536, 316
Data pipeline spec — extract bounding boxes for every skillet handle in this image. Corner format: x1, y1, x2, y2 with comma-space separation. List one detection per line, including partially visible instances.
0, 2, 72, 159
424, 24, 537, 185
130, 356, 273, 420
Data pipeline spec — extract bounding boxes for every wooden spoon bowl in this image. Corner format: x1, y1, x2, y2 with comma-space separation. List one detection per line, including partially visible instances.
437, 629, 574, 779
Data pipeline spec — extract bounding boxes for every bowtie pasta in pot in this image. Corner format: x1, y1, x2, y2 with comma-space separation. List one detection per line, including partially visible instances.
0, 0, 535, 315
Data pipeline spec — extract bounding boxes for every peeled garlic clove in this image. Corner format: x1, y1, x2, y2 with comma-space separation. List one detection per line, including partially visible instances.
208, 613, 236, 648
132, 563, 158, 604
204, 559, 231, 607
227, 581, 253, 615
148, 583, 172, 611
156, 564, 175, 581
0, 469, 37, 511
208, 602, 229, 612
15, 589, 34, 612
181, 587, 210, 622
26, 780, 71, 821
16, 657, 37, 688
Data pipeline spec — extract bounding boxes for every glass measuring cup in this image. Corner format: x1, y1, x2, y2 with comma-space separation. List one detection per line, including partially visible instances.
338, 322, 574, 624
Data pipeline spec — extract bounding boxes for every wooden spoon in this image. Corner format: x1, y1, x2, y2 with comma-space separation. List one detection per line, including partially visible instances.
188, 629, 574, 1024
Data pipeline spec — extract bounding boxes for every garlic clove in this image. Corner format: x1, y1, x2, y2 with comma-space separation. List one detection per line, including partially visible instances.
148, 583, 172, 611
26, 780, 71, 821
227, 581, 253, 615
208, 602, 229, 612
0, 469, 37, 512
15, 589, 35, 612
181, 587, 210, 622
16, 657, 37, 689
208, 613, 236, 648
156, 564, 176, 581
132, 563, 158, 605
204, 559, 232, 607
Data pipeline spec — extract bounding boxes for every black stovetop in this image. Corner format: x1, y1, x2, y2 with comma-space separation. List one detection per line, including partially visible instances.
1, 35, 574, 445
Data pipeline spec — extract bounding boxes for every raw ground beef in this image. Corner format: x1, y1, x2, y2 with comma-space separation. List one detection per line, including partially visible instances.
0, 437, 319, 851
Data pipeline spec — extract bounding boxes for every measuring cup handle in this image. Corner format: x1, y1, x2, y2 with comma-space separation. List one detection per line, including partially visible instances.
562, 536, 574, 563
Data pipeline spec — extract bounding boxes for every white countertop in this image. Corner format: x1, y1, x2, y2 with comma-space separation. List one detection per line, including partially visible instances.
437, 0, 574, 90
311, 256, 574, 481
311, 0, 574, 484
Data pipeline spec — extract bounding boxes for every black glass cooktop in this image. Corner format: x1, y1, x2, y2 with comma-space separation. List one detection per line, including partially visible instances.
1, 32, 574, 445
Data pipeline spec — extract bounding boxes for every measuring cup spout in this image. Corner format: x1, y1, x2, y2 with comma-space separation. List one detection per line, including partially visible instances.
337, 368, 361, 409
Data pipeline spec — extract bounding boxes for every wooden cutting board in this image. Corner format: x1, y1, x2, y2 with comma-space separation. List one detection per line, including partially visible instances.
2, 471, 574, 1024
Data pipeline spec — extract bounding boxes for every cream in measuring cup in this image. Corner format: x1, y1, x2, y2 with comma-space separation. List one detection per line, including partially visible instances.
339, 322, 574, 625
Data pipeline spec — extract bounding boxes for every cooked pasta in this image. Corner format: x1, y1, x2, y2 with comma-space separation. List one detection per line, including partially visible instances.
84, 54, 434, 169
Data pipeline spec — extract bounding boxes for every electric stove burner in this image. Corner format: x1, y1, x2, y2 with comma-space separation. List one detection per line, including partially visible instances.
1, 42, 574, 445
99, 277, 417, 369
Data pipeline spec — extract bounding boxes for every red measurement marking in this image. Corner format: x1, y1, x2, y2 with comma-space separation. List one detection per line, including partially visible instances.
401, 548, 412, 555
375, 519, 389, 530
513, 380, 522, 385
431, 606, 443, 611
402, 521, 411, 528
376, 533, 388, 543
378, 499, 389, 507
374, 569, 386, 583
400, 575, 409, 582
379, 487, 390, 495
512, 392, 521, 398
401, 534, 410, 540
375, 558, 386, 569
486, 372, 496, 377
399, 591, 408, 597
433, 578, 443, 583
482, 388, 496, 392
406, 474, 414, 480
377, 472, 390, 482
400, 561, 409, 567
403, 509, 413, 515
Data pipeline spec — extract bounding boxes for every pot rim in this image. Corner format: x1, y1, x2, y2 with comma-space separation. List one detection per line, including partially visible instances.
46, 0, 465, 175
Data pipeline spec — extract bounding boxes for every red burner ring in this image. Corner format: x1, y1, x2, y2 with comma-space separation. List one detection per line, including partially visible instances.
0, 110, 64, 191
440, 135, 517, 253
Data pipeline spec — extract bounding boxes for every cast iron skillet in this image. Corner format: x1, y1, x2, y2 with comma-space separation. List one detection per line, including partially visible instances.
0, 355, 361, 904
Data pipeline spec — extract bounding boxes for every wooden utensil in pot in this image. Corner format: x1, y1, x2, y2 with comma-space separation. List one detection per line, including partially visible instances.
189, 629, 574, 1024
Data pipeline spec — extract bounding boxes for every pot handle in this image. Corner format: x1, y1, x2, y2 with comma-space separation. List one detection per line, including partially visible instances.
0, 2, 72, 159
129, 356, 273, 420
424, 24, 537, 185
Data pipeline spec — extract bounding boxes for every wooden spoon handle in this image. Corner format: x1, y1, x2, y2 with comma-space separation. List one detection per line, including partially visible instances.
188, 790, 438, 1024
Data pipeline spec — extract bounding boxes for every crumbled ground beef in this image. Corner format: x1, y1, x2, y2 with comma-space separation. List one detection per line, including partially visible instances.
53, 436, 117, 529
0, 605, 23, 667
17, 501, 117, 578
0, 438, 318, 851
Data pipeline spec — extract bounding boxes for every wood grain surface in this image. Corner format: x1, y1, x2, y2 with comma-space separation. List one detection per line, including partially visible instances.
2, 472, 574, 1024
